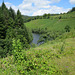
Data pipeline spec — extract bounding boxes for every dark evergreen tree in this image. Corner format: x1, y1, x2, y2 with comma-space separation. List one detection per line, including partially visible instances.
68, 7, 75, 13
0, 13, 6, 57
71, 7, 75, 12
1, 1, 8, 10
15, 9, 33, 43
0, 2, 33, 57
15, 9, 24, 28
1, 2, 10, 29
9, 7, 16, 20
0, 14, 6, 39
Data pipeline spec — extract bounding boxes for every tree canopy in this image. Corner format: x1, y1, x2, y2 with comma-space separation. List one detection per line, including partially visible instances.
0, 2, 33, 57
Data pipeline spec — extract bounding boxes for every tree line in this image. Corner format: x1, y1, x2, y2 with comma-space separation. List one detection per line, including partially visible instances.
23, 7, 75, 23
23, 13, 51, 22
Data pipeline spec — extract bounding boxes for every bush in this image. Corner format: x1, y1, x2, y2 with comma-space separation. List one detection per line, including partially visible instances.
65, 25, 71, 32
4, 27, 30, 56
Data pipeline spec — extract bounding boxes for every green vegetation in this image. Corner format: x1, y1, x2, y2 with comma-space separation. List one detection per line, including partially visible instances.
25, 16, 75, 32
65, 25, 71, 32
0, 2, 75, 75
25, 11, 75, 43
0, 31, 75, 75
68, 7, 75, 13
0, 2, 33, 57
23, 7, 75, 23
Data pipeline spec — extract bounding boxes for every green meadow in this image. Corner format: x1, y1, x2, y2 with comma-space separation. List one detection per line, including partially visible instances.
25, 12, 75, 32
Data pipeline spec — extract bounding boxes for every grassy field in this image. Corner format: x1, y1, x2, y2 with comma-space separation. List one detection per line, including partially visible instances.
0, 31, 75, 75
26, 19, 75, 31
25, 12, 75, 32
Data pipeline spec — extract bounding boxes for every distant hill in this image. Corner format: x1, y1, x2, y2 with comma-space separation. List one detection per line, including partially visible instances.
25, 11, 75, 32
23, 7, 75, 23
22, 15, 33, 22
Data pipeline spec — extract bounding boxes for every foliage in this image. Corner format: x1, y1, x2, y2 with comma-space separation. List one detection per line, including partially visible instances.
12, 39, 24, 61
59, 16, 61, 19
68, 7, 75, 13
30, 43, 37, 48
22, 13, 51, 22
25, 10, 75, 45
0, 2, 33, 57
9, 7, 16, 20
32, 28, 47, 34
0, 14, 6, 39
0, 2, 75, 75
22, 7, 75, 23
25, 18, 75, 33
65, 25, 71, 32
15, 9, 24, 28
4, 27, 30, 55
0, 31, 75, 75
37, 31, 63, 44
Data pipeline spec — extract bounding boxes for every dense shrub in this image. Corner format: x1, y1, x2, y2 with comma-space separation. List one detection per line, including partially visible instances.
38, 31, 63, 44
65, 25, 71, 32
0, 2, 33, 57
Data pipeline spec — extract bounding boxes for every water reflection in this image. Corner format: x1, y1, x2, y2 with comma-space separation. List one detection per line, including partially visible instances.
32, 33, 45, 45
32, 33, 40, 45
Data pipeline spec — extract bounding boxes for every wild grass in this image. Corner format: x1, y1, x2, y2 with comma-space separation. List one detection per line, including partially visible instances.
0, 31, 75, 75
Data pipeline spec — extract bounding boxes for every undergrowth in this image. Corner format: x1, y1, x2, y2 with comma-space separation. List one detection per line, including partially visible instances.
0, 31, 75, 75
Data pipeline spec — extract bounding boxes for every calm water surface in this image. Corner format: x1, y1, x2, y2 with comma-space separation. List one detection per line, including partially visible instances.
32, 33, 44, 45
32, 33, 40, 45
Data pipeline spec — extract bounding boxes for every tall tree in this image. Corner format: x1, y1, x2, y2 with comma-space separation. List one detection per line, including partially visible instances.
9, 7, 16, 20
43, 13, 47, 19
15, 9, 24, 28
0, 14, 6, 39
0, 2, 33, 57
1, 2, 10, 29
1, 1, 8, 10
0, 13, 6, 57
47, 13, 50, 19
71, 7, 75, 12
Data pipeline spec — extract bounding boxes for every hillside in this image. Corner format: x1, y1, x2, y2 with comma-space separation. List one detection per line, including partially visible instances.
22, 15, 35, 23
0, 4, 75, 75
0, 31, 75, 75
25, 12, 75, 32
